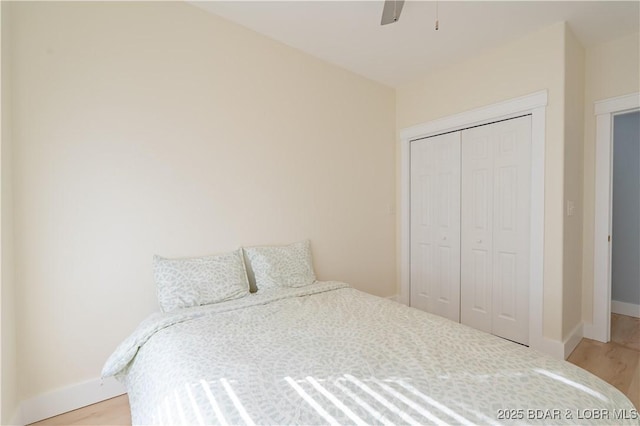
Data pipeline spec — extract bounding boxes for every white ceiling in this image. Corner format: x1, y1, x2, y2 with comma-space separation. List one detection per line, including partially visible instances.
192, 1, 640, 87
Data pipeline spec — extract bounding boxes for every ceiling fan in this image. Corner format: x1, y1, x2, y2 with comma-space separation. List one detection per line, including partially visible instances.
381, 0, 440, 30
380, 0, 405, 25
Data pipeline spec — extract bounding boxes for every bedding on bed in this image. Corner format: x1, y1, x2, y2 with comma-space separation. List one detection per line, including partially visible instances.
103, 281, 638, 425
243, 240, 317, 290
153, 249, 250, 312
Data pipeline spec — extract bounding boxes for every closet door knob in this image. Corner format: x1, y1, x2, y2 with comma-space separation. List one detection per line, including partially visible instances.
442, 236, 447, 241
476, 239, 482, 244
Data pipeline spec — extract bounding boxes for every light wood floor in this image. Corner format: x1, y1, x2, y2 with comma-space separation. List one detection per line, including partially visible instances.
567, 313, 640, 410
29, 393, 131, 426
30, 313, 639, 425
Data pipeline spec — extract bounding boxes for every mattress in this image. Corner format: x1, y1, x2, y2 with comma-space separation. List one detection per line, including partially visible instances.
103, 281, 638, 425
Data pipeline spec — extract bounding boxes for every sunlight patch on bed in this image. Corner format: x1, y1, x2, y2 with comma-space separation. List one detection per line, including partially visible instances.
371, 377, 448, 426
200, 379, 229, 425
155, 399, 164, 425
305, 377, 368, 426
163, 395, 175, 424
450, 401, 502, 426
393, 379, 474, 425
343, 374, 423, 426
220, 378, 256, 426
185, 383, 205, 426
285, 377, 341, 426
173, 389, 188, 425
533, 369, 608, 402
334, 379, 395, 426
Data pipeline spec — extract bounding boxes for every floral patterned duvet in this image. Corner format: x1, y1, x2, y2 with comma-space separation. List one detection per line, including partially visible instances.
103, 281, 638, 425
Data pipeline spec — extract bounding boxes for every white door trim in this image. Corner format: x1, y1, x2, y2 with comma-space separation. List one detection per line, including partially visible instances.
400, 90, 547, 353
585, 92, 640, 342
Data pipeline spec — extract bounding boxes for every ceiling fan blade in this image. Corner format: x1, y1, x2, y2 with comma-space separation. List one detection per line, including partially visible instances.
381, 0, 405, 25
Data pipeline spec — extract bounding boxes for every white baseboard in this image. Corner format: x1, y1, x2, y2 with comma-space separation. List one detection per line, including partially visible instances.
20, 377, 126, 425
583, 320, 607, 343
563, 322, 584, 359
386, 294, 399, 302
611, 300, 640, 318
531, 324, 582, 361
534, 337, 565, 360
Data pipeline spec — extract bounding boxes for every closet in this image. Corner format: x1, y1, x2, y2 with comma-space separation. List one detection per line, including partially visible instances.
410, 116, 531, 345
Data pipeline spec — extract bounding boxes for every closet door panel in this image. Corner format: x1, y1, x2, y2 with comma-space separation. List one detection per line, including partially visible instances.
461, 116, 531, 345
491, 117, 531, 344
410, 132, 461, 322
461, 132, 493, 333
410, 139, 434, 313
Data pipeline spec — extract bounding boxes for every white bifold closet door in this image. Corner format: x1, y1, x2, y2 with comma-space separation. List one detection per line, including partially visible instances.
410, 115, 531, 346
410, 132, 461, 322
460, 116, 531, 345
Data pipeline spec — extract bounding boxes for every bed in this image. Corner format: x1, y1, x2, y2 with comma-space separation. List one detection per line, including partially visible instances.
103, 280, 638, 425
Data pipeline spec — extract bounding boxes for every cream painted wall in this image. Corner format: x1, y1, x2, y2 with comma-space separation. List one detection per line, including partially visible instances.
10, 2, 395, 401
582, 32, 640, 323
397, 22, 567, 341
561, 27, 585, 338
1, 1, 18, 424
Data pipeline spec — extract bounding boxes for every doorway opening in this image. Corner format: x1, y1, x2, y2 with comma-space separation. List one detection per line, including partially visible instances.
589, 92, 640, 343
611, 110, 640, 323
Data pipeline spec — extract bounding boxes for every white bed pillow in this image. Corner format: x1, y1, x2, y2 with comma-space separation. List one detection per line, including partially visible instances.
243, 240, 317, 291
153, 249, 250, 312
